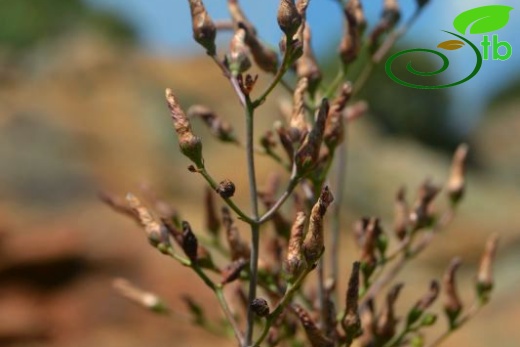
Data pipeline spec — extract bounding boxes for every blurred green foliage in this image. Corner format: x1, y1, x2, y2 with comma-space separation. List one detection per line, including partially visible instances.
0, 0, 135, 51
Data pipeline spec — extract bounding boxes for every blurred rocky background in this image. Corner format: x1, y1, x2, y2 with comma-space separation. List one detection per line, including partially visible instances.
0, 1, 519, 346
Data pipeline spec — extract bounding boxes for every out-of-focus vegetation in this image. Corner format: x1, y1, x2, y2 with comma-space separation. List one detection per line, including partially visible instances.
0, 0, 135, 52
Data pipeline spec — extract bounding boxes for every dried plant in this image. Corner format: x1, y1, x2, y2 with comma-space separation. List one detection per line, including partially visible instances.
105, 1, 498, 346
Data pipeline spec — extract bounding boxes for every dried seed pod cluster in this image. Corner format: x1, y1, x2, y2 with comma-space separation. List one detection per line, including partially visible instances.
105, 1, 500, 347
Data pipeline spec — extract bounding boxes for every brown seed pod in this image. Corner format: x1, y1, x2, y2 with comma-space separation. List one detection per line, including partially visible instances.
377, 283, 403, 341
251, 298, 270, 317
216, 179, 236, 198
295, 23, 322, 95
293, 304, 334, 347
227, 27, 251, 76
165, 88, 204, 168
342, 262, 362, 343
447, 143, 469, 205
126, 193, 168, 247
303, 186, 334, 264
284, 211, 307, 281
290, 77, 310, 143
181, 221, 199, 262
99, 191, 139, 223
277, 0, 302, 38
443, 257, 463, 325
295, 99, 329, 175
339, 0, 364, 65
187, 105, 237, 143
324, 83, 353, 150
221, 258, 248, 284
476, 233, 499, 303
187, 0, 217, 55
409, 179, 440, 230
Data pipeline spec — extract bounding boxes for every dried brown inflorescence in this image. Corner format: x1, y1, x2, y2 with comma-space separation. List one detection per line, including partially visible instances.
188, 0, 217, 55
108, 3, 498, 347
165, 88, 204, 168
303, 186, 334, 264
284, 211, 307, 281
447, 143, 469, 204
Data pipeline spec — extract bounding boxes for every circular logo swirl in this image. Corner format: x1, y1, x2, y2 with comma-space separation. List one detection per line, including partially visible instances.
385, 31, 483, 89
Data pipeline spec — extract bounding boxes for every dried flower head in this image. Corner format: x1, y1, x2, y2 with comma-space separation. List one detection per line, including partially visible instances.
113, 278, 168, 313
290, 77, 310, 142
251, 298, 270, 317
285, 211, 307, 281
303, 186, 334, 264
126, 193, 169, 248
377, 283, 403, 341
476, 233, 499, 303
447, 143, 469, 205
342, 262, 362, 343
324, 83, 353, 150
216, 179, 236, 198
221, 258, 248, 284
239, 23, 279, 74
369, 0, 401, 50
295, 99, 329, 175
443, 257, 463, 326
182, 221, 199, 262
409, 179, 440, 230
296, 24, 322, 95
188, 105, 237, 143
226, 27, 251, 76
339, 0, 364, 65
188, 0, 217, 55
277, 0, 302, 38
293, 304, 334, 347
165, 88, 204, 168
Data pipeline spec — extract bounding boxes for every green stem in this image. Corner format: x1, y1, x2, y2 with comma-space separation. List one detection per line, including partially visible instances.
198, 167, 255, 224
245, 97, 260, 346
252, 267, 314, 347
253, 37, 295, 108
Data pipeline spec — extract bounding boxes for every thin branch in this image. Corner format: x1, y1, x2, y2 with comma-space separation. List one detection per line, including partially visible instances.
198, 167, 255, 225
244, 97, 261, 346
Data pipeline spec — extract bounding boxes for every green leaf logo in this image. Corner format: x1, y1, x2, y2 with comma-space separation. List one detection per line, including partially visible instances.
453, 5, 513, 35
437, 40, 465, 51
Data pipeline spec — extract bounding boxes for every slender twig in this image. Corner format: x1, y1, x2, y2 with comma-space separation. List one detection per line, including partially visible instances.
209, 54, 246, 107
166, 247, 244, 345
216, 286, 245, 345
425, 302, 481, 347
198, 167, 255, 224
244, 96, 261, 346
330, 131, 347, 307
257, 170, 299, 224
252, 37, 296, 108
252, 266, 315, 347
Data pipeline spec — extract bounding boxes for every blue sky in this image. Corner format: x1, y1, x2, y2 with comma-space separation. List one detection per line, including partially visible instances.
87, 0, 520, 131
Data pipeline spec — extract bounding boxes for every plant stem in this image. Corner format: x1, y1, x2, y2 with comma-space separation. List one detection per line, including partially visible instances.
198, 167, 255, 224
252, 36, 295, 108
330, 134, 347, 307
209, 54, 246, 107
258, 171, 299, 224
244, 96, 260, 346
425, 302, 482, 347
252, 267, 314, 347
216, 286, 245, 345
